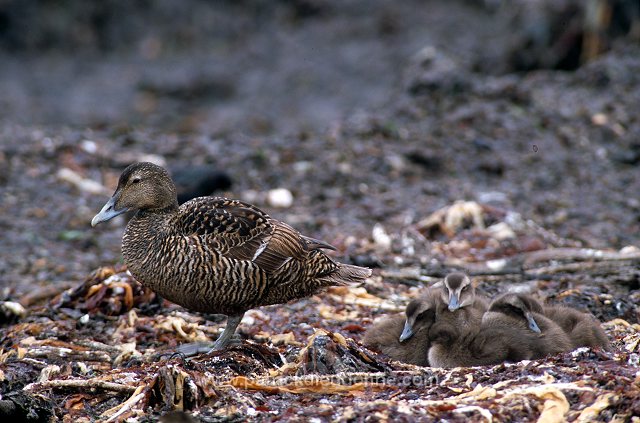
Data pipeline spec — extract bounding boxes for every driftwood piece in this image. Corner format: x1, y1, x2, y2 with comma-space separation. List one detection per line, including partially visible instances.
25, 378, 138, 394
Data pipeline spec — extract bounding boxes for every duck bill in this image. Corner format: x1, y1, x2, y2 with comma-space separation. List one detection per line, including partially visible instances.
448, 294, 460, 311
525, 312, 541, 333
399, 321, 414, 342
91, 195, 127, 227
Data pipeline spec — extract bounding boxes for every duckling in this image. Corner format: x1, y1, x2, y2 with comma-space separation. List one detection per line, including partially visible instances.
363, 289, 439, 366
398, 288, 440, 342
429, 292, 574, 368
484, 293, 572, 355
542, 304, 611, 351
363, 314, 430, 366
426, 272, 488, 334
437, 272, 489, 313
427, 320, 544, 368
396, 283, 494, 369
92, 162, 372, 351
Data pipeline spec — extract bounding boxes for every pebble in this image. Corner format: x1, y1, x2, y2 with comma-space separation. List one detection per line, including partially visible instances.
0, 301, 26, 318
267, 188, 293, 208
487, 222, 516, 240
372, 223, 392, 250
80, 140, 98, 154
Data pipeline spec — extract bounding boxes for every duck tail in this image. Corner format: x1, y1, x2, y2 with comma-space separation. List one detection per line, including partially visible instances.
320, 262, 372, 286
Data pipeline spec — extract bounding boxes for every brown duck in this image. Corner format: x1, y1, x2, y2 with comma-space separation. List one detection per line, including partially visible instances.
388, 276, 489, 367
92, 162, 371, 351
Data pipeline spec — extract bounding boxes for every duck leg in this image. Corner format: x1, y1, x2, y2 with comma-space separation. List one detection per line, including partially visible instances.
173, 313, 244, 356
209, 313, 245, 352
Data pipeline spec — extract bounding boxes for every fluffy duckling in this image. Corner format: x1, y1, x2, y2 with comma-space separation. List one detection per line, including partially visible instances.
484, 293, 572, 355
427, 272, 488, 333
427, 320, 544, 368
489, 292, 611, 351
397, 281, 492, 368
363, 315, 430, 366
428, 292, 574, 368
363, 289, 439, 366
92, 162, 371, 351
543, 304, 611, 351
437, 272, 489, 313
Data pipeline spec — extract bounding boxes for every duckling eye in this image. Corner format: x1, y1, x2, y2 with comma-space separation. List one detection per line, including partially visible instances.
462, 286, 468, 291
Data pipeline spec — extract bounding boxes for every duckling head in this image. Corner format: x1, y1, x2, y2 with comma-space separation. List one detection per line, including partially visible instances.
440, 272, 474, 311
92, 162, 178, 226
399, 298, 436, 342
489, 293, 542, 333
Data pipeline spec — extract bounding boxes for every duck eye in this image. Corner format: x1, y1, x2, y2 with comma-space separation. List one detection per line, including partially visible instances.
131, 177, 141, 184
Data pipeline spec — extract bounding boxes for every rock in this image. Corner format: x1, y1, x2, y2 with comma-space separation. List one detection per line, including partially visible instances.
405, 47, 471, 96
172, 165, 233, 204
267, 188, 294, 208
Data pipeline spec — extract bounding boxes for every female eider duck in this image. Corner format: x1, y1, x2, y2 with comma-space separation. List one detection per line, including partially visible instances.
92, 162, 371, 351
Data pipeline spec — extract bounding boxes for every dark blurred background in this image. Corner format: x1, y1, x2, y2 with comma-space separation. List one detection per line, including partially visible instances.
0, 0, 637, 135
1, 0, 640, 295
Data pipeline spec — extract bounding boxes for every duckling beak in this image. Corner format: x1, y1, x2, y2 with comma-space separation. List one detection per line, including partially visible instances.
91, 196, 128, 227
447, 294, 460, 311
399, 321, 414, 342
525, 312, 541, 333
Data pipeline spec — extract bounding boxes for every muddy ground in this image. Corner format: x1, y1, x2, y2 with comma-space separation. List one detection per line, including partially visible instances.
1, 0, 640, 421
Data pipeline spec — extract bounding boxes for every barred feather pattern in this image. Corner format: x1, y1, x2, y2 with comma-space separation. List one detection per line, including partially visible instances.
122, 197, 371, 316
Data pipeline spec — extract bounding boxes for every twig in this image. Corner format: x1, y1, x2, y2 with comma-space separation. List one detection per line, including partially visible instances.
26, 346, 112, 362
521, 248, 640, 267
102, 385, 146, 421
26, 378, 137, 393
441, 248, 640, 278
75, 340, 122, 353
526, 260, 639, 276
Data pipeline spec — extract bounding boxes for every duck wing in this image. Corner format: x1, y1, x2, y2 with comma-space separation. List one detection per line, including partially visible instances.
177, 197, 333, 273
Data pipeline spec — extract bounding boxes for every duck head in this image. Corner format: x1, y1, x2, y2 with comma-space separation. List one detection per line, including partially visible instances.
92, 162, 178, 226
488, 293, 542, 333
440, 272, 475, 311
399, 297, 437, 342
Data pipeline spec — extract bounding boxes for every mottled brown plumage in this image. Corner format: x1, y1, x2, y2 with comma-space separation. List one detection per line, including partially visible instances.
92, 162, 371, 351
